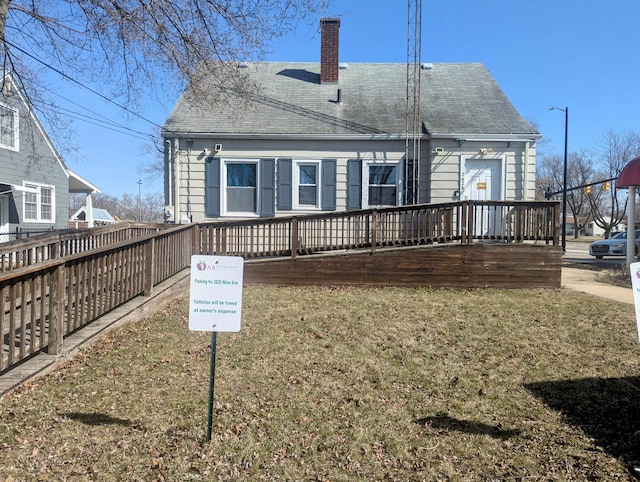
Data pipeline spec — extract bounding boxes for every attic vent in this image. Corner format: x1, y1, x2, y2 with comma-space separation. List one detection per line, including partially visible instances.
421, 63, 434, 70
237, 62, 249, 68
339, 63, 349, 69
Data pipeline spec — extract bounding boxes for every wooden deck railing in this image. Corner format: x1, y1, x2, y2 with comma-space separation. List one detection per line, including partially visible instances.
199, 201, 560, 257
0, 200, 559, 374
0, 223, 166, 273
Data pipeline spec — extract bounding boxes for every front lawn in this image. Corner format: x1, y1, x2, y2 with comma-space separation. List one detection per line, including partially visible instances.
0, 286, 639, 480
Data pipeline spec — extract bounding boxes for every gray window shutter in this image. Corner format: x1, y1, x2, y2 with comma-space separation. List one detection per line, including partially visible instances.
260, 158, 275, 217
205, 157, 220, 217
277, 158, 292, 211
321, 159, 337, 211
347, 159, 362, 210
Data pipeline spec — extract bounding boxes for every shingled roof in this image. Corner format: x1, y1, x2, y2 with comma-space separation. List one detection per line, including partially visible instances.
162, 61, 539, 139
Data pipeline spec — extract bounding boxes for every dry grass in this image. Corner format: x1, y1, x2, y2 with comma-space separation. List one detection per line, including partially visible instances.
1, 286, 640, 480
596, 264, 633, 288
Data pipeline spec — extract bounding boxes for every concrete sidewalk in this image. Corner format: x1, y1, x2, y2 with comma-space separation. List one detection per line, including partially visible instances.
0, 266, 634, 399
562, 267, 634, 305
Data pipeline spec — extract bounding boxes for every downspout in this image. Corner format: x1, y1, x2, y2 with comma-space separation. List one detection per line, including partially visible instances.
172, 139, 181, 223
165, 138, 172, 208
523, 141, 529, 200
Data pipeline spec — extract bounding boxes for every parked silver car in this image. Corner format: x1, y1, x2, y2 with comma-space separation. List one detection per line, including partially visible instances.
589, 230, 640, 259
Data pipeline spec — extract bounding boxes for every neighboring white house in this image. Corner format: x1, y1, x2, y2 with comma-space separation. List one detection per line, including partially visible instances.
162, 18, 540, 223
0, 72, 100, 242
70, 206, 117, 228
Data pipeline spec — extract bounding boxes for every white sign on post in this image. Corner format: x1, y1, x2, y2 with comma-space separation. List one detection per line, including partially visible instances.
630, 262, 640, 342
189, 255, 244, 332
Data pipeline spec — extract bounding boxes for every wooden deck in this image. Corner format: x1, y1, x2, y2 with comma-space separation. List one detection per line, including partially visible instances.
244, 243, 561, 289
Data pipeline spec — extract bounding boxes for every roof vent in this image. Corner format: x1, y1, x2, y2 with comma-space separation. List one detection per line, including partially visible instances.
421, 63, 434, 70
339, 63, 349, 70
237, 62, 249, 68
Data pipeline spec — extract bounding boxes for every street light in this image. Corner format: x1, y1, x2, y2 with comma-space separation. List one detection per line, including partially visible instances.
137, 179, 142, 222
549, 106, 568, 253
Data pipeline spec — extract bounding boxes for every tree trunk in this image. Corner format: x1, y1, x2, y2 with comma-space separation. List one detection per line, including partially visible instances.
0, 0, 8, 44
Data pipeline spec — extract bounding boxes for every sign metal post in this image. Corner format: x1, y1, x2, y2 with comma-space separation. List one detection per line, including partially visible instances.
206, 331, 217, 442
188, 255, 243, 443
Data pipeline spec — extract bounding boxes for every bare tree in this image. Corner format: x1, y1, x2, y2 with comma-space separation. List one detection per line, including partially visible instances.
537, 149, 596, 237
116, 192, 163, 222
598, 128, 640, 174
536, 152, 563, 200
76, 191, 162, 222
0, 0, 328, 134
585, 172, 623, 238
564, 150, 596, 237
589, 129, 640, 237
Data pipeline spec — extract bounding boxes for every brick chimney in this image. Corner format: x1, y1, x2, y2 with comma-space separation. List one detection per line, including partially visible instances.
320, 18, 340, 84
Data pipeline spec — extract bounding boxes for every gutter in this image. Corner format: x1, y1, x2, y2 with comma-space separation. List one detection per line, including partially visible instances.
161, 132, 408, 141
161, 131, 542, 143
429, 133, 542, 143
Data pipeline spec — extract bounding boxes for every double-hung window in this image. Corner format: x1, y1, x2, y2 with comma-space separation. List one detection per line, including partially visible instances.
294, 161, 321, 209
0, 103, 18, 151
23, 183, 54, 222
224, 160, 258, 215
365, 163, 400, 207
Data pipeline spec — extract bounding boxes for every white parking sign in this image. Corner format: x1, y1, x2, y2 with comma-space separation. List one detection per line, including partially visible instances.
189, 255, 244, 332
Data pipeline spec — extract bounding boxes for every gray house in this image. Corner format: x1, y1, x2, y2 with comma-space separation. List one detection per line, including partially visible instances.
0, 73, 99, 241
162, 19, 540, 223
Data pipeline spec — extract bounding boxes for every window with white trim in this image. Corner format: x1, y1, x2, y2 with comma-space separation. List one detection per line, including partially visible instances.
294, 160, 321, 209
23, 183, 54, 222
364, 162, 401, 207
0, 103, 18, 151
223, 160, 259, 215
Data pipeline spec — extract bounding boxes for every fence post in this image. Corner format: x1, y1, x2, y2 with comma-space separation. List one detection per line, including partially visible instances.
143, 238, 155, 296
553, 203, 560, 246
371, 210, 377, 254
459, 202, 467, 244
48, 264, 65, 355
466, 202, 475, 244
222, 228, 228, 255
291, 218, 298, 259
192, 224, 200, 256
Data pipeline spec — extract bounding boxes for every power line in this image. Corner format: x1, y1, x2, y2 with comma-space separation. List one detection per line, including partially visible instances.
5, 39, 164, 130
31, 81, 159, 141
31, 91, 156, 139
32, 98, 155, 142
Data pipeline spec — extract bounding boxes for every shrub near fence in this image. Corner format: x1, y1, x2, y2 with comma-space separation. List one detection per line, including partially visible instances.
0, 200, 560, 375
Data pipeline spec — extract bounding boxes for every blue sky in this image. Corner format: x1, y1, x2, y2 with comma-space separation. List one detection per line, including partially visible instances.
53, 0, 640, 198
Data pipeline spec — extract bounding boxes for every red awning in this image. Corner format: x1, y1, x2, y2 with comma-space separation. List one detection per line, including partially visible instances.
616, 156, 640, 188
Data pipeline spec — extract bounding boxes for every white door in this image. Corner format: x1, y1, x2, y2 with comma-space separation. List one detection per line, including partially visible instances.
462, 159, 504, 237
462, 159, 502, 201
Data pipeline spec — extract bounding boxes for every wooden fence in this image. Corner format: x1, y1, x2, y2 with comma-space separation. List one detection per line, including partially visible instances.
199, 201, 559, 257
0, 223, 165, 273
0, 200, 559, 374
